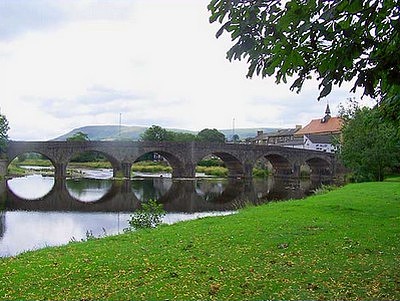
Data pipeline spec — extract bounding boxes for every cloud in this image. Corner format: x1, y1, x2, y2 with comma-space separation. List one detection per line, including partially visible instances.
0, 0, 360, 141
0, 0, 65, 40
0, 0, 136, 41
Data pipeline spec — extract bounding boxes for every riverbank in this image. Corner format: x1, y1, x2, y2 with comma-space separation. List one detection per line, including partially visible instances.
1, 180, 399, 300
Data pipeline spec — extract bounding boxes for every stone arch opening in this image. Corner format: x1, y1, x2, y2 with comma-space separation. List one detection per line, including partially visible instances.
8, 151, 55, 177
66, 150, 119, 179
196, 152, 244, 178
262, 153, 293, 177
305, 157, 332, 178
7, 152, 56, 200
132, 151, 184, 178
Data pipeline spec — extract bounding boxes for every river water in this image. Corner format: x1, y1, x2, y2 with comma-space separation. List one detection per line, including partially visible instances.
0, 169, 326, 257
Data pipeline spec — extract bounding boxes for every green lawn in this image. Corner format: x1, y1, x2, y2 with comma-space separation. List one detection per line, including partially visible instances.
0, 181, 399, 300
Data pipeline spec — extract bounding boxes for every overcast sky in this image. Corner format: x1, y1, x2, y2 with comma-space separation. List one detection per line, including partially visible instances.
0, 0, 370, 141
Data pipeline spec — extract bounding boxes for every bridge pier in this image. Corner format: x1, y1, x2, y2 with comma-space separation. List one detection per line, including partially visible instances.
0, 159, 7, 179
113, 163, 132, 179
172, 163, 196, 179
242, 162, 254, 179
54, 163, 67, 179
292, 164, 301, 178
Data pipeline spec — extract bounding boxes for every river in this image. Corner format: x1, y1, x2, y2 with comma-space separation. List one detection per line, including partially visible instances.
0, 168, 327, 257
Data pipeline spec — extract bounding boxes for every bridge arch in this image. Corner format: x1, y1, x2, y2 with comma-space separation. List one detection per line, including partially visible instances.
66, 148, 121, 178
132, 150, 189, 178
195, 151, 245, 178
305, 156, 333, 178
7, 151, 56, 177
257, 152, 294, 177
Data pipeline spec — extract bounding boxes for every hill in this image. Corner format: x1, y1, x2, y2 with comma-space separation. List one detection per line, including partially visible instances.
53, 125, 278, 141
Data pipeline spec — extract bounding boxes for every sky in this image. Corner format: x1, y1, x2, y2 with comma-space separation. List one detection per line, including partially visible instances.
0, 0, 370, 141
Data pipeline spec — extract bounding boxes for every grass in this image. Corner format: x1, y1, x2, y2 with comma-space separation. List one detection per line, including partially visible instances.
0, 180, 399, 300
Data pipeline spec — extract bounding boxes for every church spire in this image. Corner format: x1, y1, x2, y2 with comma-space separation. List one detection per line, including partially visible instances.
321, 103, 331, 123
325, 103, 331, 116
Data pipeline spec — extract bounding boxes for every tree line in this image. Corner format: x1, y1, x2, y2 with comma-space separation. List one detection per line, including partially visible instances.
139, 125, 226, 143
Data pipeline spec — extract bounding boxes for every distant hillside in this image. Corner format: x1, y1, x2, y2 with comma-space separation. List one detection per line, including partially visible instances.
53, 125, 278, 141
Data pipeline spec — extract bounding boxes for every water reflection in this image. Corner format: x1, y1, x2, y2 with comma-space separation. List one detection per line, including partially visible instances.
0, 175, 328, 257
4, 176, 322, 213
66, 179, 113, 203
7, 175, 54, 200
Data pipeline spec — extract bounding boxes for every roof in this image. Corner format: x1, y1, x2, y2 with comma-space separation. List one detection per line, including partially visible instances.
268, 128, 299, 137
306, 134, 334, 144
279, 137, 304, 146
295, 117, 343, 136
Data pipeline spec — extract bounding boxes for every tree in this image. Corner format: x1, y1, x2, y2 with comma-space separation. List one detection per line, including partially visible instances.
67, 131, 89, 141
140, 125, 174, 142
66, 132, 104, 162
339, 104, 399, 181
197, 128, 226, 142
170, 132, 197, 142
0, 114, 10, 155
208, 0, 400, 121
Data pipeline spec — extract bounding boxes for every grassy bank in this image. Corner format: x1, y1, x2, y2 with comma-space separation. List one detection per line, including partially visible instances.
1, 180, 399, 300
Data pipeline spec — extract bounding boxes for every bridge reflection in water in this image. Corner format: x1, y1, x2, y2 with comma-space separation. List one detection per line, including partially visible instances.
2, 177, 324, 213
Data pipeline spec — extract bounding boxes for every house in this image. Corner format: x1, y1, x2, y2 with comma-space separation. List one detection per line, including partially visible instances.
303, 134, 338, 152
266, 126, 302, 145
294, 104, 343, 153
252, 126, 302, 146
252, 130, 269, 145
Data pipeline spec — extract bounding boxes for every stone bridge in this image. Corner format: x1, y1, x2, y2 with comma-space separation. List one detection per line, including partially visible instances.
2, 141, 342, 179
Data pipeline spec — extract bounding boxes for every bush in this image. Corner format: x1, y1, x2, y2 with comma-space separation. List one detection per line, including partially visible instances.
125, 199, 166, 231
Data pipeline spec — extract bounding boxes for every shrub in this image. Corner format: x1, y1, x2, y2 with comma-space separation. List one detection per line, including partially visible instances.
125, 199, 166, 231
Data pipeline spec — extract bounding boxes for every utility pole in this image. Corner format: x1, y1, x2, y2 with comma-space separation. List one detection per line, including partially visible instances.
119, 113, 122, 138
232, 117, 236, 141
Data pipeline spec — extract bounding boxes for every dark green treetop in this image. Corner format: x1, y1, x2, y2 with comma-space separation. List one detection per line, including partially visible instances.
339, 102, 399, 181
197, 128, 226, 142
0, 114, 10, 155
67, 131, 90, 141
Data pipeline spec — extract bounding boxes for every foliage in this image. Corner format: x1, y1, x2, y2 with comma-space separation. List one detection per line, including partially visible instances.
197, 128, 226, 142
0, 114, 10, 155
66, 132, 108, 163
0, 182, 399, 300
196, 166, 228, 177
312, 184, 338, 195
171, 132, 197, 142
132, 162, 172, 174
197, 156, 225, 167
66, 131, 89, 142
141, 125, 226, 143
232, 134, 240, 143
252, 168, 270, 178
125, 199, 166, 231
339, 103, 399, 181
140, 125, 175, 142
208, 0, 400, 121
